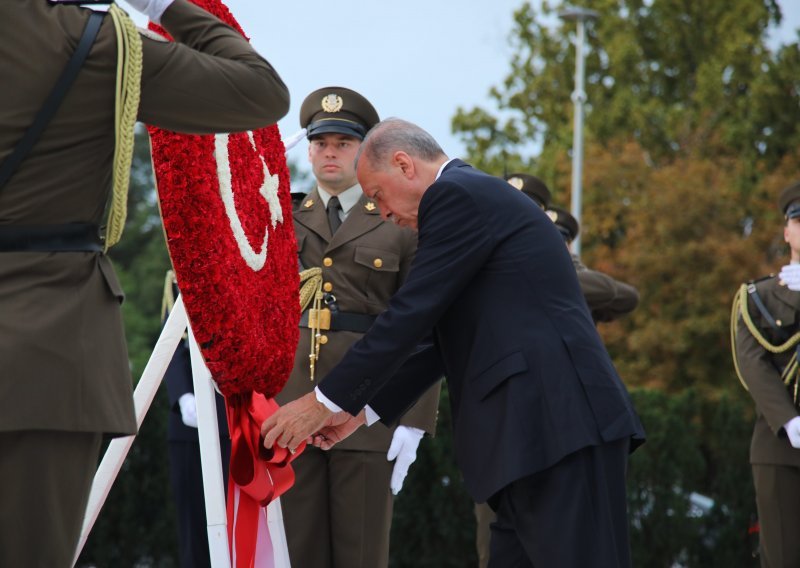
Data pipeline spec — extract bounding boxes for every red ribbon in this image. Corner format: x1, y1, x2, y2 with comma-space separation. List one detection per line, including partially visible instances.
226, 392, 304, 568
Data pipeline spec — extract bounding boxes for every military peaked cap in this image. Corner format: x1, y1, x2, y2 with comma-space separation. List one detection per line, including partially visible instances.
300, 86, 379, 141
505, 173, 551, 209
779, 181, 800, 220
547, 207, 580, 242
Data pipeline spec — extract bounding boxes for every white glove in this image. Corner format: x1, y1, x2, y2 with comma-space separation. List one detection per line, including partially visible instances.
779, 264, 800, 291
124, 0, 174, 24
387, 426, 424, 495
178, 392, 198, 428
784, 416, 800, 448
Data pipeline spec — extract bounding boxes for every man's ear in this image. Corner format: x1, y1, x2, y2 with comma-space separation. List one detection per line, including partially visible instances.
393, 151, 415, 178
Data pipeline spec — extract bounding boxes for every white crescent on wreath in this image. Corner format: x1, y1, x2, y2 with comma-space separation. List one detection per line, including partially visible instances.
214, 132, 284, 272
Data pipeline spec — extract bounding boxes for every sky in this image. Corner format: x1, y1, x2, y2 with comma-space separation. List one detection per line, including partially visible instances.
127, 0, 800, 171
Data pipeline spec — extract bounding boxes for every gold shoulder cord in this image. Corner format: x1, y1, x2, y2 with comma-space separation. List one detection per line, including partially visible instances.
161, 269, 176, 321
731, 283, 800, 404
104, 4, 143, 252
299, 268, 324, 381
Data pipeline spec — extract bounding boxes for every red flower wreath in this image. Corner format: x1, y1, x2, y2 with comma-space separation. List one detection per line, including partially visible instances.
147, 2, 298, 399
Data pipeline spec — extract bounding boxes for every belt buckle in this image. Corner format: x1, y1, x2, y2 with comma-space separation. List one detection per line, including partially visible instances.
308, 308, 331, 331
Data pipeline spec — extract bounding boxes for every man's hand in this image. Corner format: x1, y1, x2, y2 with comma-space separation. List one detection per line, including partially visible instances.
779, 264, 800, 291
261, 392, 337, 453
784, 416, 800, 448
387, 426, 424, 495
311, 410, 368, 450
178, 392, 198, 429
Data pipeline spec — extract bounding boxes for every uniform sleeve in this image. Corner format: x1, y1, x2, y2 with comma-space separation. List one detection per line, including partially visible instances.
735, 302, 798, 435
137, 0, 289, 134
577, 268, 639, 323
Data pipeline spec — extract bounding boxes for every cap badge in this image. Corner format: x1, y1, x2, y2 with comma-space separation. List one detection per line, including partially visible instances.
546, 210, 558, 223
507, 177, 524, 190
365, 202, 376, 211
321, 94, 344, 113
304, 199, 314, 208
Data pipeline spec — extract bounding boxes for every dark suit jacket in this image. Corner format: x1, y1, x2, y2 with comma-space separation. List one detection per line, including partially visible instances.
276, 188, 439, 452
319, 160, 645, 503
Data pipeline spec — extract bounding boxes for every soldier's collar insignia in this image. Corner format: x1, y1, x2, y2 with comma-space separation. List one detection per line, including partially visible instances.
304, 199, 314, 208
365, 202, 376, 211
546, 210, 558, 223
321, 94, 344, 113
507, 177, 524, 190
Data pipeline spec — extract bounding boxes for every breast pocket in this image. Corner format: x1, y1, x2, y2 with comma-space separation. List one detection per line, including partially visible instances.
353, 246, 401, 304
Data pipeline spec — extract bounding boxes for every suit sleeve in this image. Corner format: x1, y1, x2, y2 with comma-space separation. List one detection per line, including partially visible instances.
138, 0, 289, 133
735, 299, 798, 434
393, 230, 442, 435
318, 180, 494, 417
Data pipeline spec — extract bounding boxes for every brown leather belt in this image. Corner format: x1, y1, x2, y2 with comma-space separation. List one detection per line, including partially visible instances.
299, 308, 376, 333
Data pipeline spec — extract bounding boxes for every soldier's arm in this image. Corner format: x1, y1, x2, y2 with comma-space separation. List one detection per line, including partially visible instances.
577, 268, 639, 323
137, 0, 289, 133
736, 307, 798, 434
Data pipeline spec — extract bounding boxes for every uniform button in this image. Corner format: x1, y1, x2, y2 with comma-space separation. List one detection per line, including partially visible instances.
319, 335, 328, 344
323, 282, 333, 292
373, 258, 383, 268
777, 319, 783, 326
323, 257, 333, 267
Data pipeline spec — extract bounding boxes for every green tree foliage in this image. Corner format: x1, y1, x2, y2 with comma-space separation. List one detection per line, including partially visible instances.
448, 1, 799, 565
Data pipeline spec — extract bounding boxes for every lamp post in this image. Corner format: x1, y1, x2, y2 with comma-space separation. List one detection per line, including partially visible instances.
559, 6, 598, 257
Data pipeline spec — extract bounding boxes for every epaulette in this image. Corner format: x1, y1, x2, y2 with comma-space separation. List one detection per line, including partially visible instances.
746, 273, 776, 285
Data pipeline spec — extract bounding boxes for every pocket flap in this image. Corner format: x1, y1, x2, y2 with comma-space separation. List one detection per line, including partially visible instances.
471, 351, 528, 401
354, 246, 400, 272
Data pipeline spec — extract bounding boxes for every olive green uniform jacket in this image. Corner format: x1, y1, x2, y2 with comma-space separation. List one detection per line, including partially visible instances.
573, 254, 639, 323
0, 0, 289, 436
735, 275, 800, 466
277, 188, 440, 450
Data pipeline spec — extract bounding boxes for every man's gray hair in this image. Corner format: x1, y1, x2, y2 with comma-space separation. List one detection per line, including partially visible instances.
355, 118, 445, 169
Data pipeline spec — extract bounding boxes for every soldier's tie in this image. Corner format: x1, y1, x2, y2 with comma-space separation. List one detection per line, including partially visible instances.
328, 196, 342, 235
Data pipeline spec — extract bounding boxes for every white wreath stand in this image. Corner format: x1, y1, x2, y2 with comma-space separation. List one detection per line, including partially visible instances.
73, 295, 291, 567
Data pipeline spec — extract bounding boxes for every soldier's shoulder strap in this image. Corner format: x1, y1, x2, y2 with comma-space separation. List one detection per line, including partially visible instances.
744, 275, 787, 341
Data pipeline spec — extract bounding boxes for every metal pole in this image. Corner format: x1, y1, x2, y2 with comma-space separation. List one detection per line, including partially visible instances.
560, 7, 598, 258
570, 18, 587, 256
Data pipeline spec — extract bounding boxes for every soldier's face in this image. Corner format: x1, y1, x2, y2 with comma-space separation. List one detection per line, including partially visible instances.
357, 152, 423, 231
308, 133, 361, 194
785, 217, 800, 261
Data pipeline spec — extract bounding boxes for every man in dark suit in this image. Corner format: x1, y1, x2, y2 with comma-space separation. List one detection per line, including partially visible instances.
0, 1, 288, 565
262, 118, 645, 567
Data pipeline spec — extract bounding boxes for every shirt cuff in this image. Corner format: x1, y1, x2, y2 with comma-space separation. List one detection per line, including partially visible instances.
314, 387, 381, 426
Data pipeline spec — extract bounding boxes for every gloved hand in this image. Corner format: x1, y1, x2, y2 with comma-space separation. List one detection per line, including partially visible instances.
387, 426, 424, 495
124, 0, 175, 24
779, 264, 800, 291
784, 416, 800, 448
178, 392, 198, 428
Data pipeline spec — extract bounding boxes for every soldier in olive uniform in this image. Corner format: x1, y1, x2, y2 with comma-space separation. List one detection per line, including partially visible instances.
275, 87, 440, 568
474, 180, 639, 568
0, 1, 288, 565
732, 182, 800, 568
548, 206, 639, 323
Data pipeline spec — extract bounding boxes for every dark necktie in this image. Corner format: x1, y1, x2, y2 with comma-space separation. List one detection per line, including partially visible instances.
327, 196, 342, 235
